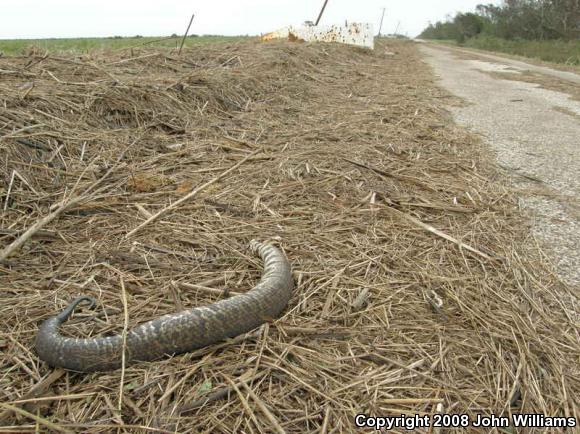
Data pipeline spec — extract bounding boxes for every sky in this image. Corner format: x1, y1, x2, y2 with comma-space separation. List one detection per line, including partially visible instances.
0, 0, 501, 40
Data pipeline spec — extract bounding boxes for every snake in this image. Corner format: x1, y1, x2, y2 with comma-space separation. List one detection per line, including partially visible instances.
35, 240, 294, 372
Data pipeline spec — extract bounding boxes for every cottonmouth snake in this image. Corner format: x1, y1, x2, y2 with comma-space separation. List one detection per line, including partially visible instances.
35, 240, 294, 372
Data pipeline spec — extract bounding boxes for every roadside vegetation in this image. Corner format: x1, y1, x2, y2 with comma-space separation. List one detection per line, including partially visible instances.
465, 35, 580, 65
0, 35, 247, 55
420, 0, 580, 65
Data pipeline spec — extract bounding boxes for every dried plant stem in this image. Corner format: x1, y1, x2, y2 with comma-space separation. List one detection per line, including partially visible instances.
0, 369, 65, 422
0, 196, 84, 262
125, 149, 260, 238
239, 380, 287, 434
0, 403, 74, 434
383, 206, 493, 260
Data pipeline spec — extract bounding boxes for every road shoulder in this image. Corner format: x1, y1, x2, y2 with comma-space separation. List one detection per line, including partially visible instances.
420, 43, 580, 288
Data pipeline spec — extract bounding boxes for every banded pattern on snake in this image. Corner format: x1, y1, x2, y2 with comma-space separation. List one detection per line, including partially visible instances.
35, 241, 294, 372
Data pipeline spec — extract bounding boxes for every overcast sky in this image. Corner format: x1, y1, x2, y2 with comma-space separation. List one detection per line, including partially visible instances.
1, 0, 500, 40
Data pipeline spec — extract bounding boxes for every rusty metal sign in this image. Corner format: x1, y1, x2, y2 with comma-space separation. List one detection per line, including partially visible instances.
262, 23, 374, 49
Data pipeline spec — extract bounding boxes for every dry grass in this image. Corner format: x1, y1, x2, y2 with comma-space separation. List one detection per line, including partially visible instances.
0, 39, 578, 433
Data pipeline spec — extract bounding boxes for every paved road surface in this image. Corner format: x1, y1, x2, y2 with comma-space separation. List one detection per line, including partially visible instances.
420, 43, 580, 288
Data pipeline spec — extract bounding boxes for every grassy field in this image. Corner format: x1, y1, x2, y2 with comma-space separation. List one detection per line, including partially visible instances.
0, 35, 248, 55
464, 36, 580, 65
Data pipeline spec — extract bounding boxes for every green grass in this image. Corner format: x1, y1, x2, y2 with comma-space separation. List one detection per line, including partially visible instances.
464, 35, 580, 65
0, 35, 248, 55
425, 39, 458, 46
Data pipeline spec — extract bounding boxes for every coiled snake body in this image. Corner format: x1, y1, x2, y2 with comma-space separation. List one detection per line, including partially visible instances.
35, 241, 294, 372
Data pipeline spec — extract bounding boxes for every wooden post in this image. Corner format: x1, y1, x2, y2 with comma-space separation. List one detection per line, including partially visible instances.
178, 13, 195, 55
378, 8, 386, 37
315, 0, 329, 26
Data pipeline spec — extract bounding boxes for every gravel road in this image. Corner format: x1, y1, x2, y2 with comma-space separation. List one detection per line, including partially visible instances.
420, 43, 580, 288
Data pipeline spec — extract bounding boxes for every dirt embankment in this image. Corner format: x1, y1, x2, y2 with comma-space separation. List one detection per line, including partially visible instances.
0, 40, 577, 432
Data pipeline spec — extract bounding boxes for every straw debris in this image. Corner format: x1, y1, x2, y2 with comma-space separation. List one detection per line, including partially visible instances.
0, 39, 578, 432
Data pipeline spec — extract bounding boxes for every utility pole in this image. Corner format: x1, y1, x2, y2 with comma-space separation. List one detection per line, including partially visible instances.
315, 0, 329, 26
378, 7, 386, 37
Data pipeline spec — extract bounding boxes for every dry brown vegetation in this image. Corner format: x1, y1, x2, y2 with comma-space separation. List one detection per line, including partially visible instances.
0, 39, 578, 433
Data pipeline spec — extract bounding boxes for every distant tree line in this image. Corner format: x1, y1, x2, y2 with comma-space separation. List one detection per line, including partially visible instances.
420, 0, 580, 42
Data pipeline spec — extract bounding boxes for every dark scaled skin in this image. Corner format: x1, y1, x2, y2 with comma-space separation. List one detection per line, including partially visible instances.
35, 241, 294, 372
